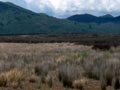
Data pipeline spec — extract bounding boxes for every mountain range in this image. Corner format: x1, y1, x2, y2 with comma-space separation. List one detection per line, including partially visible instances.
0, 1, 120, 35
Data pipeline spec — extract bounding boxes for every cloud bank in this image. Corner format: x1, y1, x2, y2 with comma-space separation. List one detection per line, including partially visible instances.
0, 0, 120, 18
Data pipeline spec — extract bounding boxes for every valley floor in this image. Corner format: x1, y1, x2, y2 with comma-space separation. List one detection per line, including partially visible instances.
0, 43, 119, 90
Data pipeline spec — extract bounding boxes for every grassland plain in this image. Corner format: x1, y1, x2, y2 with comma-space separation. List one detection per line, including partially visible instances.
0, 43, 119, 90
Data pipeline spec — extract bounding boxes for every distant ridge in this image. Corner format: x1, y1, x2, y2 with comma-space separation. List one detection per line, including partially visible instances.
67, 14, 97, 23
99, 14, 114, 18
67, 14, 120, 23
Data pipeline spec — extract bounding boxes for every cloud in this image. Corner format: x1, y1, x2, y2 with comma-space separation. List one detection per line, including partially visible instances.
0, 0, 120, 18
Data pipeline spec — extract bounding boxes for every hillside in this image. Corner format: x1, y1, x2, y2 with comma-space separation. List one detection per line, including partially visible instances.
0, 1, 89, 35
0, 1, 120, 34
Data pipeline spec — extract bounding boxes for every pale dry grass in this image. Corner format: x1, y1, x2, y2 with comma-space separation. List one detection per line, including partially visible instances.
0, 43, 119, 90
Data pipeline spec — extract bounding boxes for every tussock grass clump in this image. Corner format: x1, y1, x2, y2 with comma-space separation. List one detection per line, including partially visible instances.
6, 68, 25, 82
35, 62, 55, 76
83, 58, 102, 80
44, 74, 53, 88
56, 52, 89, 64
83, 52, 113, 80
34, 62, 55, 87
0, 68, 25, 88
72, 77, 88, 89
58, 64, 83, 88
100, 59, 120, 90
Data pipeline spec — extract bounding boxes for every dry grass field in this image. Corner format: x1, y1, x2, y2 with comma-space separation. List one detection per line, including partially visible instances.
0, 43, 119, 90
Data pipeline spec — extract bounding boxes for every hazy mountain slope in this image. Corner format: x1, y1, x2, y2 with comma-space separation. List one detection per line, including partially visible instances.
0, 1, 120, 34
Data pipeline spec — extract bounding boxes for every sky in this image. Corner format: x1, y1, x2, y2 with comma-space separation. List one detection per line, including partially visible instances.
0, 0, 120, 18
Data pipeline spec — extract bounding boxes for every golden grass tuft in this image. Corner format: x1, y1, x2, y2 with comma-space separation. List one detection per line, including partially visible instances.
72, 77, 88, 89
56, 55, 67, 64
0, 68, 25, 88
44, 74, 53, 87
